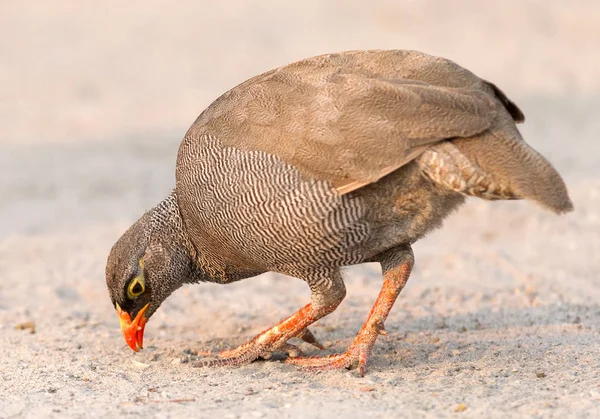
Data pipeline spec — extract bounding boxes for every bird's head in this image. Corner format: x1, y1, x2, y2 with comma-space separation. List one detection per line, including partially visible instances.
105, 192, 193, 351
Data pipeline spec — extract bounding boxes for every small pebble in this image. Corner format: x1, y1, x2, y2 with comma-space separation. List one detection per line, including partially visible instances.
132, 360, 150, 369
15, 321, 36, 334
435, 319, 448, 329
455, 403, 468, 412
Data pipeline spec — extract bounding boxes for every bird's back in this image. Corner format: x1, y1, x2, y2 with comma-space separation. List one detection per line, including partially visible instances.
175, 50, 572, 279
185, 50, 503, 191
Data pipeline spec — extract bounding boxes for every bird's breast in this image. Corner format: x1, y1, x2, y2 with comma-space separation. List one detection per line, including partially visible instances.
176, 135, 372, 276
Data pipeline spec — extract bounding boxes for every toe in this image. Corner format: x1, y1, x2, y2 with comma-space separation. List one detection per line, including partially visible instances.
274, 342, 304, 358
285, 353, 349, 368
295, 328, 324, 350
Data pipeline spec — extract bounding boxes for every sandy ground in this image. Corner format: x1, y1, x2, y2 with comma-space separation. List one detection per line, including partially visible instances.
1, 1, 600, 418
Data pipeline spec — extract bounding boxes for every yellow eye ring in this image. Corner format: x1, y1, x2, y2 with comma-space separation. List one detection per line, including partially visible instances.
127, 276, 145, 299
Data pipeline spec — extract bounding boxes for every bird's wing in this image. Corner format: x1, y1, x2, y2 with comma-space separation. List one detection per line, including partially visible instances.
187, 50, 511, 194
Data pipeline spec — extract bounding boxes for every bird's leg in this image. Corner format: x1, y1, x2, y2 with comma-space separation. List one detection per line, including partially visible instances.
287, 246, 414, 376
191, 271, 346, 368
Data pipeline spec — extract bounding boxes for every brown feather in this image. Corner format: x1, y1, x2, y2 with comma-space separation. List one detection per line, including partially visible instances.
187, 50, 500, 191
185, 49, 571, 210
450, 120, 573, 213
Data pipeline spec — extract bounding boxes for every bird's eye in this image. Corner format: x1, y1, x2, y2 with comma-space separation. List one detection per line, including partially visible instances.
127, 276, 145, 299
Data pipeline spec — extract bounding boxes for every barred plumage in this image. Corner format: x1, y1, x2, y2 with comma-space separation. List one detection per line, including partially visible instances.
177, 134, 370, 279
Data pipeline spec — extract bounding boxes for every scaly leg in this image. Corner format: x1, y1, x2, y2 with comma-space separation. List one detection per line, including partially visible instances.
287, 245, 414, 376
191, 270, 346, 368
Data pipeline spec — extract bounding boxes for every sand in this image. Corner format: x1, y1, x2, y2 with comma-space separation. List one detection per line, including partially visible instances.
1, 1, 599, 418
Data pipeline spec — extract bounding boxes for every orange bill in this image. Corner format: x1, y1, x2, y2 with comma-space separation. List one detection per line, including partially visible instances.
116, 303, 149, 352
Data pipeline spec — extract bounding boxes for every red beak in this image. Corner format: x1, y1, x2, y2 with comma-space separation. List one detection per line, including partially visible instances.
116, 303, 149, 352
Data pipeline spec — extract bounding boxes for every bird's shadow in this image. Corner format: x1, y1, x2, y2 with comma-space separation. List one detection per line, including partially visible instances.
172, 301, 599, 373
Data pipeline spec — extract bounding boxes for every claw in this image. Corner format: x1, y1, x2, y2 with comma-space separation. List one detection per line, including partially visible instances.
357, 363, 367, 377
374, 320, 388, 336
295, 328, 324, 350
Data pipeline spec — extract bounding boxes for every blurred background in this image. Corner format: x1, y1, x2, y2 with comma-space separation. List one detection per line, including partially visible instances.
1, 1, 598, 235
1, 1, 599, 416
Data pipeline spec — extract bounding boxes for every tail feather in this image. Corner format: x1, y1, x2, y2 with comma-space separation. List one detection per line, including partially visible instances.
451, 122, 573, 214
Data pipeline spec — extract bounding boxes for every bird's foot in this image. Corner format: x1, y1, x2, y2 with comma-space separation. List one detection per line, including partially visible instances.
189, 327, 323, 368
286, 319, 387, 377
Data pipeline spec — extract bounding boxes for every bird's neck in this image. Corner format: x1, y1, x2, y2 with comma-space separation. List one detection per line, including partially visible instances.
148, 191, 206, 283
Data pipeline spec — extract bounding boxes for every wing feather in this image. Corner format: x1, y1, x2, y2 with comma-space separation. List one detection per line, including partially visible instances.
186, 50, 510, 194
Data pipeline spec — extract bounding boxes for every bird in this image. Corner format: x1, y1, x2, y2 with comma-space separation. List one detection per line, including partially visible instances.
105, 50, 573, 376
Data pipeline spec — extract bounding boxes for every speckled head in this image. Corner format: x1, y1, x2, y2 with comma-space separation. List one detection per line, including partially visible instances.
105, 191, 194, 351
